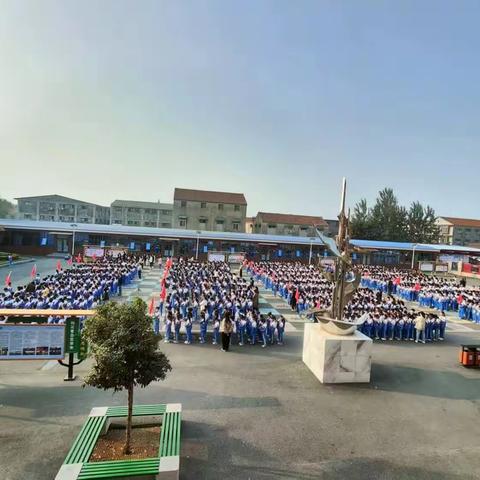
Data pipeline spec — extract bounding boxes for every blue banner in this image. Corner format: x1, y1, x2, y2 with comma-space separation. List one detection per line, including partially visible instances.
146, 242, 151, 251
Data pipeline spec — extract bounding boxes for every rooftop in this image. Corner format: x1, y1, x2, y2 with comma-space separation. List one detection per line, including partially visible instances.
111, 199, 173, 209
174, 188, 247, 205
439, 216, 480, 228
15, 194, 108, 208
256, 212, 328, 227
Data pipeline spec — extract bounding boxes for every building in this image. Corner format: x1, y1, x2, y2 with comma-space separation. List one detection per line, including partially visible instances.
245, 216, 255, 234
253, 212, 328, 237
110, 200, 173, 228
1, 218, 479, 263
173, 188, 247, 232
437, 217, 480, 246
324, 219, 340, 238
16, 195, 110, 225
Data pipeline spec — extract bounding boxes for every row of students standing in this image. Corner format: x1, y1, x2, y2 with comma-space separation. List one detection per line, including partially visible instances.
357, 312, 447, 342
161, 308, 286, 347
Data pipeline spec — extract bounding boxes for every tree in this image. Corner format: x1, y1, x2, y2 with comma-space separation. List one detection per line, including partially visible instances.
83, 298, 171, 454
350, 198, 372, 239
0, 198, 15, 218
407, 202, 439, 244
368, 188, 408, 242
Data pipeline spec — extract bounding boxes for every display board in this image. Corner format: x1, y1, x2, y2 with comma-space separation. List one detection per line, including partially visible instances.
228, 253, 245, 264
435, 264, 449, 273
84, 246, 105, 258
419, 262, 434, 272
0, 324, 65, 360
208, 253, 226, 262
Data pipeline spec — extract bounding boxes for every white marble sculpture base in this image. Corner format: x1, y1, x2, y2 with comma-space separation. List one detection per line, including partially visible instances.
303, 324, 372, 383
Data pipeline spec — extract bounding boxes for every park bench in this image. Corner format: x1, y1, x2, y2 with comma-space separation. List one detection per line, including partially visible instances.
56, 403, 181, 480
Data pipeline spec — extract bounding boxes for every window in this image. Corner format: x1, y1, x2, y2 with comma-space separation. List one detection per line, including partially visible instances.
234, 205, 240, 212
181, 201, 187, 208
161, 222, 171, 228
162, 210, 171, 215
216, 219, 224, 231
201, 202, 206, 209
232, 222, 240, 231
179, 217, 187, 227
218, 203, 223, 210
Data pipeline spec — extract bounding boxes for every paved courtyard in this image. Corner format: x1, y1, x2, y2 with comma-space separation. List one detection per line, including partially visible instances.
1, 266, 480, 479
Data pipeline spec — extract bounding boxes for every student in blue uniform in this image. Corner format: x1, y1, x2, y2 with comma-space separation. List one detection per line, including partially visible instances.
277, 316, 285, 345
185, 313, 193, 345
164, 311, 173, 343
199, 311, 208, 344
212, 314, 220, 345
173, 315, 181, 344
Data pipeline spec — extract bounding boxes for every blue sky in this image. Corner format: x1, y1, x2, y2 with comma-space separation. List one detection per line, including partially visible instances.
1, 0, 479, 218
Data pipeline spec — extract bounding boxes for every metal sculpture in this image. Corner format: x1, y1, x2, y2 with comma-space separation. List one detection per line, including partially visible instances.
308, 178, 364, 335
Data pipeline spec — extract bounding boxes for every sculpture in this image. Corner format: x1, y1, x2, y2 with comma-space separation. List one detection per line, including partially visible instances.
307, 178, 364, 335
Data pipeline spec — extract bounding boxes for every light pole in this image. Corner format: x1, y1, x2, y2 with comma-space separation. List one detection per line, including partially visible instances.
411, 243, 418, 270
70, 224, 78, 257
309, 239, 313, 265
195, 231, 200, 260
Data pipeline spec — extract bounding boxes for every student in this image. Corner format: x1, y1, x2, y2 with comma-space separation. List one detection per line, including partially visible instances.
212, 315, 220, 345
238, 314, 247, 346
164, 311, 173, 343
277, 316, 285, 345
199, 311, 208, 344
259, 315, 268, 348
185, 314, 193, 345
173, 315, 181, 344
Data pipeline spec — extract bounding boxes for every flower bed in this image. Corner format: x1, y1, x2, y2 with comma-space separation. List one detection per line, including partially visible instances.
55, 403, 181, 480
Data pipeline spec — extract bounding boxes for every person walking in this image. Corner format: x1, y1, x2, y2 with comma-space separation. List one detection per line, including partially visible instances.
220, 311, 234, 352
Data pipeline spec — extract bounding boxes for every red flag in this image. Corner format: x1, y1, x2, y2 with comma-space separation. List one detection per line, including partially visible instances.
295, 288, 300, 302
67, 257, 73, 266
92, 253, 97, 260
394, 276, 401, 286
30, 264, 37, 278
56, 260, 62, 271
4, 271, 12, 287
160, 285, 167, 301
457, 294, 464, 304
148, 297, 155, 315
414, 283, 421, 292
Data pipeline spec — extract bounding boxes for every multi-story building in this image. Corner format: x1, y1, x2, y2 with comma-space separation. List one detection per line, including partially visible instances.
173, 188, 247, 232
16, 195, 110, 224
324, 219, 340, 238
253, 212, 328, 237
110, 200, 173, 228
437, 217, 480, 246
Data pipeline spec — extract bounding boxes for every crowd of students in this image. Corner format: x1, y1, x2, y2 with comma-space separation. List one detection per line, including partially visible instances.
0, 253, 140, 317
360, 266, 480, 323
247, 261, 447, 343
156, 259, 286, 348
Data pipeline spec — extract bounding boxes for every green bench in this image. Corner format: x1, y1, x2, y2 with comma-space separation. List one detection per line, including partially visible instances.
56, 404, 181, 480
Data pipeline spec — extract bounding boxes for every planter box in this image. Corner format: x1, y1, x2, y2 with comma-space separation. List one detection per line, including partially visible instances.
56, 404, 181, 480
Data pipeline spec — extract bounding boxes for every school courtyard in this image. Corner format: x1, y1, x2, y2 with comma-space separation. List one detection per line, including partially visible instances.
1, 268, 480, 480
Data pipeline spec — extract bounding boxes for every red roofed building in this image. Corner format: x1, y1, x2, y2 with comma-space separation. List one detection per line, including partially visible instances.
437, 217, 480, 246
253, 212, 328, 237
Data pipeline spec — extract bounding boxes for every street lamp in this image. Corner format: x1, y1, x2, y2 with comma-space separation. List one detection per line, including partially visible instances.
195, 231, 201, 260
70, 224, 78, 257
309, 238, 314, 265
411, 243, 418, 270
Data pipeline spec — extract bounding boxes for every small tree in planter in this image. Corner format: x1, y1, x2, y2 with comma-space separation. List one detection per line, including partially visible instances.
83, 298, 171, 454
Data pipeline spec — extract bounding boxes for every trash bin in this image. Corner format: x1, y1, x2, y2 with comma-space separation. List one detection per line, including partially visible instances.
459, 345, 480, 367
